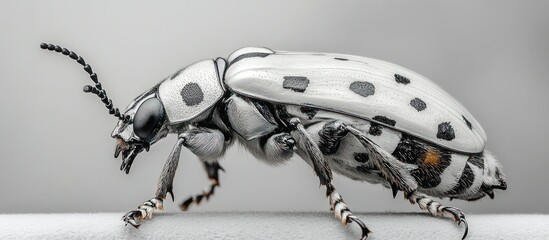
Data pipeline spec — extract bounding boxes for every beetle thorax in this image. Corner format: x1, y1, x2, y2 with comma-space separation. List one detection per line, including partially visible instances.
158, 59, 226, 125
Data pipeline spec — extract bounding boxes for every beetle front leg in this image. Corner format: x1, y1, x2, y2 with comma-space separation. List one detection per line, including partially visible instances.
123, 127, 229, 227
122, 197, 164, 228
290, 118, 370, 240
122, 137, 185, 228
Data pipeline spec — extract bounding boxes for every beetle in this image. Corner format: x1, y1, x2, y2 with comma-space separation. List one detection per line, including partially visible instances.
40, 43, 507, 240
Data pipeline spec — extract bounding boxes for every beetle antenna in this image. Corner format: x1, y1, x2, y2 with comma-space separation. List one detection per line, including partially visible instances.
40, 43, 130, 123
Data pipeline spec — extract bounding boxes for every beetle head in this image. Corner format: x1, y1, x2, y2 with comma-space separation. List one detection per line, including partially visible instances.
111, 85, 170, 173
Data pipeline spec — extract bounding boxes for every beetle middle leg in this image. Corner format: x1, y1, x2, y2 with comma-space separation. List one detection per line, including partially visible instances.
180, 161, 224, 211
178, 127, 228, 210
290, 118, 370, 240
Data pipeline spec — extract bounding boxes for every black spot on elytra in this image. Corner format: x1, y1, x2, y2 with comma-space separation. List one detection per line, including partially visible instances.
467, 153, 484, 170
394, 74, 410, 85
350, 81, 375, 97
368, 123, 383, 136
353, 152, 369, 163
437, 122, 455, 141
300, 106, 318, 120
334, 57, 348, 61
463, 115, 473, 129
180, 82, 204, 106
447, 163, 475, 195
283, 76, 309, 93
372, 116, 396, 126
229, 52, 271, 67
410, 98, 427, 111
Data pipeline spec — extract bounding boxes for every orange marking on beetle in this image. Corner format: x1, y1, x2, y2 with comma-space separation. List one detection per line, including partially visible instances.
423, 149, 441, 165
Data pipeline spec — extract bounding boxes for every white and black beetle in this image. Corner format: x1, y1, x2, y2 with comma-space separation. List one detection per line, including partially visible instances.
40, 43, 507, 240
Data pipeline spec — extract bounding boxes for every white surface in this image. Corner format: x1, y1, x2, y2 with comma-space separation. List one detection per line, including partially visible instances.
0, 212, 547, 240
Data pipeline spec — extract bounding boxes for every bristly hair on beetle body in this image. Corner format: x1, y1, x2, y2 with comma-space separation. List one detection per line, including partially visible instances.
39, 43, 130, 123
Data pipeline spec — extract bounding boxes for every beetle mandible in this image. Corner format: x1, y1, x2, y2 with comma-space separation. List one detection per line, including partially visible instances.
40, 43, 507, 240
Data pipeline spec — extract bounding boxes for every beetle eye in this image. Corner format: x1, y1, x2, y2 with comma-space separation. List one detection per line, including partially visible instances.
133, 97, 165, 141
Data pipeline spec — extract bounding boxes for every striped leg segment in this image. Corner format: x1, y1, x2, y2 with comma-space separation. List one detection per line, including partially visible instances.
123, 137, 184, 229
122, 197, 163, 228
291, 118, 369, 240
180, 162, 224, 211
327, 184, 370, 240
407, 192, 468, 239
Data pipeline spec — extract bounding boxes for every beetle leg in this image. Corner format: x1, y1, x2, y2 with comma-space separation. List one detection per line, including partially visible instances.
176, 126, 230, 210
290, 118, 369, 240
407, 192, 469, 240
180, 162, 224, 211
327, 183, 371, 240
262, 132, 296, 163
318, 120, 349, 155
122, 137, 185, 228
122, 197, 164, 228
290, 118, 332, 185
345, 125, 418, 194
181, 127, 227, 162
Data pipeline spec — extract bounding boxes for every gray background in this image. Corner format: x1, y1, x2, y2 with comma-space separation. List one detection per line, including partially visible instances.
1, 1, 548, 214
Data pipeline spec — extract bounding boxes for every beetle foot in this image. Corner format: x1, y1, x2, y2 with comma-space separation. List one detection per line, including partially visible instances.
442, 206, 469, 240
327, 184, 371, 239
409, 192, 468, 239
122, 210, 143, 228
180, 179, 219, 211
348, 215, 370, 240
122, 197, 163, 228
180, 162, 224, 211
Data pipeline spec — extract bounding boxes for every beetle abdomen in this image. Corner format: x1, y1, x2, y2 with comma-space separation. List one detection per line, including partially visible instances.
287, 106, 506, 201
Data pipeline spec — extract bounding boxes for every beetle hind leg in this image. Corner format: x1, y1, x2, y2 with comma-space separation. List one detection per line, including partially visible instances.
407, 192, 469, 239
290, 118, 369, 239
180, 162, 224, 211
327, 183, 371, 239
